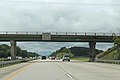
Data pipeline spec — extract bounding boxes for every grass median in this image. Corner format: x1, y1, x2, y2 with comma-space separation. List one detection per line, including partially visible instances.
71, 57, 90, 62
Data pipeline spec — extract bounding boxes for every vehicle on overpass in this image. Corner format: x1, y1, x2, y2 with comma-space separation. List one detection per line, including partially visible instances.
62, 54, 70, 62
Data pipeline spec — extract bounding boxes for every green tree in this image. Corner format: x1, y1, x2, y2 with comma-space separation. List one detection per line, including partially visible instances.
57, 52, 73, 58
0, 44, 39, 58
21, 50, 28, 58
49, 47, 73, 57
16, 46, 22, 56
0, 44, 10, 58
114, 36, 120, 53
62, 47, 71, 53
114, 36, 120, 46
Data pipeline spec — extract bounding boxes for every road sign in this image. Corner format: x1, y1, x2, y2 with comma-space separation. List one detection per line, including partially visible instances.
42, 33, 51, 40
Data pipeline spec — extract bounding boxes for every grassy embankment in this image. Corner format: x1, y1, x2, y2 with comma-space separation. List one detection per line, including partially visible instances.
71, 57, 90, 61
96, 46, 120, 60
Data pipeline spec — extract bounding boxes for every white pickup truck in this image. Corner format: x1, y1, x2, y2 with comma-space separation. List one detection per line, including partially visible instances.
62, 54, 70, 62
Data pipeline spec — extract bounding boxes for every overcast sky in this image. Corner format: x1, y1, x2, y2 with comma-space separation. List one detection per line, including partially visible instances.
0, 0, 120, 55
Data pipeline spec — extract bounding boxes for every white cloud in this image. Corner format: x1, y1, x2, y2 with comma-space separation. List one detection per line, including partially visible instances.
0, 0, 119, 32
0, 0, 119, 55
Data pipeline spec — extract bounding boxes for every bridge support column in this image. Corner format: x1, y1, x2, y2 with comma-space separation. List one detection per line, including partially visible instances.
89, 41, 96, 62
10, 40, 16, 60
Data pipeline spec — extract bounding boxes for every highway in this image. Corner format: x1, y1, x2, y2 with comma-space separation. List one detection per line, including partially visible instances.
1, 59, 120, 80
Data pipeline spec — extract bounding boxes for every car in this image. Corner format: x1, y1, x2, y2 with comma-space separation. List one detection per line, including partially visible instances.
62, 54, 70, 61
41, 56, 46, 60
56, 57, 61, 60
51, 57, 55, 60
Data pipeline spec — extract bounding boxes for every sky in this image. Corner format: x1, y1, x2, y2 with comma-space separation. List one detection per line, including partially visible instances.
0, 0, 120, 55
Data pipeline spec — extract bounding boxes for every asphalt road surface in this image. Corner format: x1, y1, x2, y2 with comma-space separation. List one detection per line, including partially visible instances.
1, 59, 120, 80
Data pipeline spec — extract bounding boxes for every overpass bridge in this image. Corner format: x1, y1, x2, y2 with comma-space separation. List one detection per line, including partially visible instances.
0, 31, 119, 61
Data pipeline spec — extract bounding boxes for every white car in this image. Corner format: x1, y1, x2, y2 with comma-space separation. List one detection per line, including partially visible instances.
62, 54, 70, 61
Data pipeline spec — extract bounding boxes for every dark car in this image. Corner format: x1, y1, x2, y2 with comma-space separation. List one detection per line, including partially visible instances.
41, 56, 46, 60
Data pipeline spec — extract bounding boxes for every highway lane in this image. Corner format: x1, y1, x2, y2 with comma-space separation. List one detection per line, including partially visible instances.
1, 60, 120, 80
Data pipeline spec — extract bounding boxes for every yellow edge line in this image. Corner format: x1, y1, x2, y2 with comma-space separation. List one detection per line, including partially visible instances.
4, 63, 33, 80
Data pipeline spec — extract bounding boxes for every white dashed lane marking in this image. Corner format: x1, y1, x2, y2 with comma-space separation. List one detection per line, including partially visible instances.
57, 64, 77, 80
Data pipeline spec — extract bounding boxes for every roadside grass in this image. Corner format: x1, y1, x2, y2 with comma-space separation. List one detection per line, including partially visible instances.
96, 46, 118, 59
71, 57, 90, 62
0, 58, 9, 61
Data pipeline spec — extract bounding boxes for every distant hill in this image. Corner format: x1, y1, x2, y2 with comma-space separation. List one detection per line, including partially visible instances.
50, 46, 103, 58
69, 47, 103, 57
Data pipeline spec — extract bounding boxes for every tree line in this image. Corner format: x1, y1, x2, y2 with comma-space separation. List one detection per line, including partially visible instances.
0, 44, 39, 58
49, 47, 103, 58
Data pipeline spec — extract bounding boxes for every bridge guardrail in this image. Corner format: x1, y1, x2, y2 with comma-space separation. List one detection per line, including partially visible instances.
0, 31, 119, 36
96, 59, 120, 64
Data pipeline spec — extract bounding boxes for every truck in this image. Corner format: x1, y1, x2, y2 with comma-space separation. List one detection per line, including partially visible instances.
62, 54, 70, 62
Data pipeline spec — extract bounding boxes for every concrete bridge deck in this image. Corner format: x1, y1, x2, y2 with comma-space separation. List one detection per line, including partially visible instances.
0, 32, 119, 42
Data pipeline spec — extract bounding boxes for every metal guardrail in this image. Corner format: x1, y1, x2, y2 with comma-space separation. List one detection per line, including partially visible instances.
0, 31, 119, 36
0, 58, 32, 68
96, 59, 120, 64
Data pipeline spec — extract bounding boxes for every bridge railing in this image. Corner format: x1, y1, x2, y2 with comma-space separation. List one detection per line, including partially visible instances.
0, 31, 119, 36
50, 32, 119, 36
0, 31, 43, 35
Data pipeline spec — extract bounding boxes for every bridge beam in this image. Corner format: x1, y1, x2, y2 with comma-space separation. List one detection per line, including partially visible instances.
89, 41, 96, 62
10, 40, 16, 60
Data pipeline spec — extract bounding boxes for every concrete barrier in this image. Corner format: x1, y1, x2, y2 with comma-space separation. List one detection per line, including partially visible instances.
96, 59, 120, 64
0, 58, 34, 68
